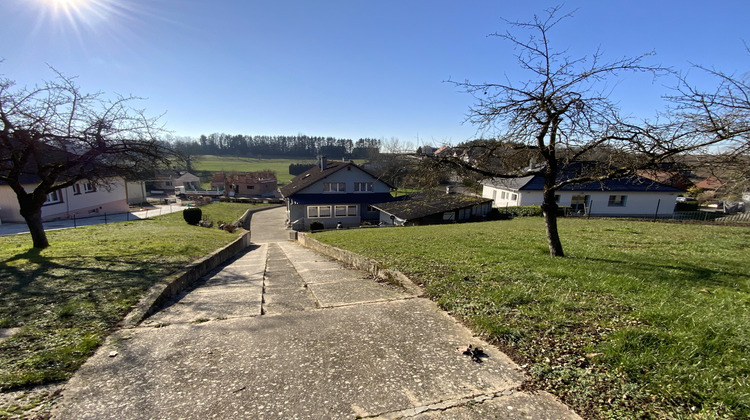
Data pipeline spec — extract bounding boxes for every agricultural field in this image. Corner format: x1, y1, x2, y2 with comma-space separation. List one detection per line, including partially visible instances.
189, 156, 317, 186
313, 218, 750, 419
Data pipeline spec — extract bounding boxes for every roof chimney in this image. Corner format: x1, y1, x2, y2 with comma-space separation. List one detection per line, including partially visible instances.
320, 156, 328, 170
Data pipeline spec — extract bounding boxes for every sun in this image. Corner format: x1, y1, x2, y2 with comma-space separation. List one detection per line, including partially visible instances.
31, 0, 116, 32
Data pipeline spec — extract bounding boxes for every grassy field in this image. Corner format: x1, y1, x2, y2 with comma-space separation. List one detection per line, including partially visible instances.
0, 203, 261, 395
313, 218, 750, 419
190, 155, 316, 186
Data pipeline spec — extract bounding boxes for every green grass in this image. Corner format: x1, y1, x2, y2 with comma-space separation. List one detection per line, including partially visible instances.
190, 155, 316, 185
0, 203, 262, 392
313, 218, 750, 419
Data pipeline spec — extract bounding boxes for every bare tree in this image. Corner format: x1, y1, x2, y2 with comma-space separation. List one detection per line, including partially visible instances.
444, 7, 674, 256
0, 68, 175, 249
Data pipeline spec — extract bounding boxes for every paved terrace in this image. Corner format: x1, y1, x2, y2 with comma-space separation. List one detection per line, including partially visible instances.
52, 207, 581, 419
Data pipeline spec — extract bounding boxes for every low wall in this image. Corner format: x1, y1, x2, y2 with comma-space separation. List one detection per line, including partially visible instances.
237, 204, 284, 229
297, 233, 423, 296
121, 230, 251, 327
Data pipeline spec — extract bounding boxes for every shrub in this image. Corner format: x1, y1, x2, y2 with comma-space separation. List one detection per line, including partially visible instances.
310, 221, 324, 231
498, 205, 544, 218
183, 207, 202, 225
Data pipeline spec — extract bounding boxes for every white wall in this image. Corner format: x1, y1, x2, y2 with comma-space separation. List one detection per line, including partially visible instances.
0, 178, 129, 223
304, 166, 391, 194
482, 185, 680, 217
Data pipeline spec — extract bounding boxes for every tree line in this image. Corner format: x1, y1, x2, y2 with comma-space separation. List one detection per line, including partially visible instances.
171, 133, 381, 159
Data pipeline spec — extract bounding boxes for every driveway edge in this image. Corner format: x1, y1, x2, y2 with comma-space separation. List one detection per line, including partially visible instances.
297, 232, 423, 296
120, 231, 251, 328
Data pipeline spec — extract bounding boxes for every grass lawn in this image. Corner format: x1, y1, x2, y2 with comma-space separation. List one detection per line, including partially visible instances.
0, 203, 262, 394
313, 218, 750, 419
190, 155, 316, 185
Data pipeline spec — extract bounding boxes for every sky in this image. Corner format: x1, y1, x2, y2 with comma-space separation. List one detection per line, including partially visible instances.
2, 0, 749, 148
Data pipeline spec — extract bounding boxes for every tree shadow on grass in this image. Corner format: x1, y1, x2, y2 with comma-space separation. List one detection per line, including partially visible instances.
0, 250, 187, 327
570, 254, 750, 290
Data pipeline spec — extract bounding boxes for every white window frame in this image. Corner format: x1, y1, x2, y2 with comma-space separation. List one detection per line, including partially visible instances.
334, 205, 359, 217
323, 182, 346, 193
44, 190, 63, 205
83, 182, 96, 193
72, 183, 82, 195
354, 182, 373, 192
307, 205, 332, 218
608, 195, 628, 207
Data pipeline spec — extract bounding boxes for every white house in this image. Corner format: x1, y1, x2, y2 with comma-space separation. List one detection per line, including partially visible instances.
482, 174, 685, 217
149, 170, 201, 194
0, 178, 129, 223
280, 158, 395, 230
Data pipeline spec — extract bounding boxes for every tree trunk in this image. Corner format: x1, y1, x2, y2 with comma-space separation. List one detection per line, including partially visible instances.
19, 196, 50, 249
541, 188, 564, 257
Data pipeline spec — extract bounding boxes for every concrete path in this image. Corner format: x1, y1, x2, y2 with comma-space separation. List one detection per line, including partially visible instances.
52, 207, 581, 419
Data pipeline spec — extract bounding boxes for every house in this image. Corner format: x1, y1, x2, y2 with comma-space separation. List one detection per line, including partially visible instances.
0, 177, 129, 223
481, 174, 685, 218
695, 176, 722, 192
280, 157, 395, 230
149, 170, 200, 194
371, 189, 493, 226
211, 171, 278, 197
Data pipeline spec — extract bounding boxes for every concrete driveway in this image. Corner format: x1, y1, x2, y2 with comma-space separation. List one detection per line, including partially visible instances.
52, 207, 580, 419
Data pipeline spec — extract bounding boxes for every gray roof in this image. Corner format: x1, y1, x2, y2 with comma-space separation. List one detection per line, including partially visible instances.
280, 160, 394, 197
372, 190, 492, 221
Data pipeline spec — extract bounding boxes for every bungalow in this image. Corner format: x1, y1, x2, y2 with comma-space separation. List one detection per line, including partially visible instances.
211, 171, 278, 197
482, 174, 685, 217
149, 170, 200, 194
280, 157, 395, 230
371, 189, 493, 226
0, 177, 129, 223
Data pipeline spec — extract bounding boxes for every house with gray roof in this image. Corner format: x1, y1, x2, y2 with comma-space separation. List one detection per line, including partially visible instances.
371, 190, 493, 226
280, 157, 395, 230
481, 174, 685, 217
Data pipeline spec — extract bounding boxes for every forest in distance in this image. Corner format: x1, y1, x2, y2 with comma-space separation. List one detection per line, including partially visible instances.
170, 133, 382, 159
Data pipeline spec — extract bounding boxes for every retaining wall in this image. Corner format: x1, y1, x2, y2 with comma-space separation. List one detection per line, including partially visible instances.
297, 232, 423, 296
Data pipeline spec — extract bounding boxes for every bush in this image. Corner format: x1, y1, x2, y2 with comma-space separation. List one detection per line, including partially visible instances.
499, 205, 544, 218
310, 221, 324, 231
183, 207, 203, 225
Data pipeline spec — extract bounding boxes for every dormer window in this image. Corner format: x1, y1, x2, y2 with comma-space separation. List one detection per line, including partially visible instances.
323, 182, 345, 193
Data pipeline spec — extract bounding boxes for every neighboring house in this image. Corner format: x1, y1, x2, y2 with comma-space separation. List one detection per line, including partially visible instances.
695, 176, 723, 192
149, 170, 200, 193
371, 189, 493, 226
211, 172, 278, 197
280, 158, 395, 230
125, 181, 148, 205
481, 174, 685, 217
637, 169, 695, 190
0, 177, 129, 223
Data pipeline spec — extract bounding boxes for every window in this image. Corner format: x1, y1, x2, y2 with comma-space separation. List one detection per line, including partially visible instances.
354, 182, 373, 192
83, 182, 96, 193
247, 185, 255, 190
501, 191, 508, 200
510, 193, 518, 201
323, 182, 346, 192
608, 195, 628, 207
44, 190, 63, 205
72, 184, 82, 195
334, 205, 358, 217
307, 205, 331, 218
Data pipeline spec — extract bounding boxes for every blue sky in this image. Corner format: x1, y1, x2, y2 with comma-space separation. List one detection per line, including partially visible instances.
2, 0, 749, 147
